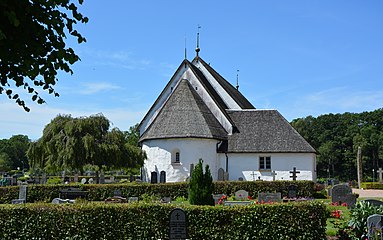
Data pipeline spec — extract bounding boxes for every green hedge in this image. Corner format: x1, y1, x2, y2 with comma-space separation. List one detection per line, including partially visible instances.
0, 201, 327, 239
361, 182, 383, 190
0, 180, 314, 204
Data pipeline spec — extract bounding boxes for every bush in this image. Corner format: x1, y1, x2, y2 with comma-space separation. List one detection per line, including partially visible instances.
189, 159, 214, 205
348, 201, 383, 239
0, 201, 327, 239
0, 180, 315, 204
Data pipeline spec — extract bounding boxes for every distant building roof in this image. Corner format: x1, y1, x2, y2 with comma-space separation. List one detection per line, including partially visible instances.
225, 110, 316, 153
139, 79, 227, 141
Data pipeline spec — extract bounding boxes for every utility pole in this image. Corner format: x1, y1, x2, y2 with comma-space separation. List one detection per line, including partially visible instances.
357, 146, 362, 189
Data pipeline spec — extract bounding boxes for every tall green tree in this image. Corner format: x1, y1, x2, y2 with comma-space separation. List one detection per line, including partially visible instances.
291, 108, 383, 181
189, 159, 214, 206
0, 0, 88, 111
27, 114, 146, 174
0, 135, 30, 170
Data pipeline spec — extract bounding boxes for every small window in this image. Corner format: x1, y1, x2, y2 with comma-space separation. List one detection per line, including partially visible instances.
175, 152, 180, 163
172, 149, 180, 164
259, 156, 271, 170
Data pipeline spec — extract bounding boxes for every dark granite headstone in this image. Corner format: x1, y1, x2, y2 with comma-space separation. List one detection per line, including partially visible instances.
288, 185, 297, 199
160, 171, 166, 183
364, 199, 383, 207
169, 208, 188, 240
331, 184, 356, 207
151, 172, 158, 184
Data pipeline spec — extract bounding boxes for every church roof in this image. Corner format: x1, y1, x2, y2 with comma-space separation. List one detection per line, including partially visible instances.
139, 79, 228, 141
193, 57, 255, 109
225, 110, 316, 153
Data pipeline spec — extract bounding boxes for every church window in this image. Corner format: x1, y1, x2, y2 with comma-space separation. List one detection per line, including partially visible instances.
259, 156, 271, 170
172, 149, 181, 164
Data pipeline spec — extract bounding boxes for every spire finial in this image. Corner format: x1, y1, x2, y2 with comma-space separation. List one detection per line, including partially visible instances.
196, 25, 201, 57
184, 35, 187, 60
236, 70, 239, 90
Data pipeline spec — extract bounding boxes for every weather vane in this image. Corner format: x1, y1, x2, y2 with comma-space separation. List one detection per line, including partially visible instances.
196, 25, 201, 57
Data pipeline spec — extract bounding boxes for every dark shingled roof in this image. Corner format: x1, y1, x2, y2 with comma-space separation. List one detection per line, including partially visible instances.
193, 57, 255, 109
226, 110, 316, 153
139, 79, 227, 141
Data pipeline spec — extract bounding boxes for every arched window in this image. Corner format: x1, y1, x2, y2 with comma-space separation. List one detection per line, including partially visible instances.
172, 149, 180, 164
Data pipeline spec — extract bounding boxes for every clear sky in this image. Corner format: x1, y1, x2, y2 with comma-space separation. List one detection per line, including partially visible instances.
1, 1, 382, 140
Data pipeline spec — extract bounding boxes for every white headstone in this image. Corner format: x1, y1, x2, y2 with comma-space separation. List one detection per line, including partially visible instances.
235, 190, 249, 201
80, 178, 87, 184
88, 178, 94, 184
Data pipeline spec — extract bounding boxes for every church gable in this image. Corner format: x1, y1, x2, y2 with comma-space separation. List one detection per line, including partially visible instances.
139, 79, 227, 141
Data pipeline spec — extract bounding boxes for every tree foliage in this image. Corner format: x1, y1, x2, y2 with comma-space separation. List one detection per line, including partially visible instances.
27, 114, 146, 173
291, 108, 383, 181
189, 159, 214, 205
0, 135, 30, 171
0, 0, 88, 111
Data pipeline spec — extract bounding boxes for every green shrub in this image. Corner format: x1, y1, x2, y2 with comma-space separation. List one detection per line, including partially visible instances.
348, 201, 383, 239
361, 182, 383, 190
189, 159, 214, 205
0, 201, 327, 239
0, 180, 315, 204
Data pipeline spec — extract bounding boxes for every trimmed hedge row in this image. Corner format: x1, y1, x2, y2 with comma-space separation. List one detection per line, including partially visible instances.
0, 201, 327, 239
361, 182, 383, 190
0, 180, 315, 204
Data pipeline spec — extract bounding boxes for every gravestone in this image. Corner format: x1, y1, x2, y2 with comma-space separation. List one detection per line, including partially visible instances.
42, 173, 47, 184
288, 185, 297, 199
151, 172, 158, 184
235, 190, 249, 201
258, 192, 282, 203
113, 190, 122, 197
99, 172, 105, 184
80, 178, 87, 184
331, 184, 356, 207
271, 171, 277, 181
238, 177, 244, 181
289, 167, 300, 181
364, 199, 383, 207
212, 194, 225, 205
130, 174, 134, 182
160, 197, 171, 203
169, 208, 188, 240
74, 174, 79, 183
128, 197, 139, 203
217, 168, 225, 181
52, 198, 75, 204
61, 171, 66, 183
110, 176, 115, 183
378, 168, 383, 183
88, 178, 94, 184
224, 201, 252, 206
367, 214, 383, 239
160, 171, 166, 183
12, 185, 27, 204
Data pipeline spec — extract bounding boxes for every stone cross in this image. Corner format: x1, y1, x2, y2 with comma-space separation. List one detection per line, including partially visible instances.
289, 167, 300, 181
271, 171, 277, 181
378, 168, 383, 183
250, 171, 257, 181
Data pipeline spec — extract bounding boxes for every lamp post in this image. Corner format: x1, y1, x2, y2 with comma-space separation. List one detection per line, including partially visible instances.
373, 169, 375, 183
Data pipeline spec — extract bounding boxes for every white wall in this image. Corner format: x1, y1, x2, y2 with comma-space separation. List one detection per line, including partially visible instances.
142, 138, 220, 182
218, 152, 316, 181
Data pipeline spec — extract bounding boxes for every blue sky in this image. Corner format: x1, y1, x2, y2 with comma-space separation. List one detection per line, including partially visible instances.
1, 1, 382, 140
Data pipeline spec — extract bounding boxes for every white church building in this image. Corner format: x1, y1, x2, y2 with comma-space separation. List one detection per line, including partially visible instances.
139, 51, 316, 183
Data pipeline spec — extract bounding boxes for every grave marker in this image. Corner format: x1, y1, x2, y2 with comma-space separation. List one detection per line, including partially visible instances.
160, 171, 166, 183
99, 172, 105, 184
288, 185, 297, 199
364, 199, 383, 207
289, 167, 300, 181
12, 185, 27, 204
367, 214, 383, 239
378, 168, 383, 183
42, 173, 47, 184
151, 172, 158, 184
74, 173, 79, 183
258, 192, 282, 203
271, 171, 277, 181
128, 197, 138, 203
80, 178, 87, 184
88, 178, 94, 184
212, 194, 225, 205
217, 168, 224, 181
331, 184, 356, 208
235, 190, 249, 201
169, 208, 188, 240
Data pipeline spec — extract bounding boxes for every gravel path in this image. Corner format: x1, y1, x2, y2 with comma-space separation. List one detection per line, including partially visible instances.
352, 188, 383, 198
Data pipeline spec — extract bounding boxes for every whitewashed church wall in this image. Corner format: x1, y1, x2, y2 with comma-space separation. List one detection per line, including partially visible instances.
142, 138, 220, 183
193, 60, 242, 110
217, 153, 316, 181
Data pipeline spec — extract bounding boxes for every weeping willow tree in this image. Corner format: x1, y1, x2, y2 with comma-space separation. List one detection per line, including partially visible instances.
27, 114, 146, 177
